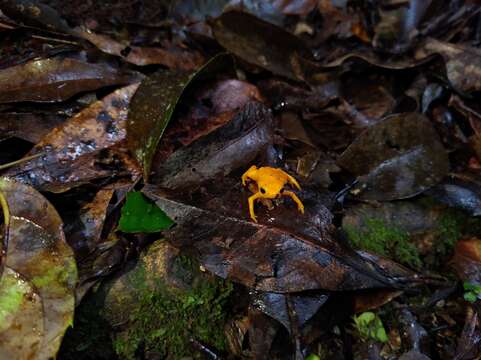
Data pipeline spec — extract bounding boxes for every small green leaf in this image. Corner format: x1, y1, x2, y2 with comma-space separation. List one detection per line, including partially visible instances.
118, 192, 174, 233
353, 311, 388, 343
305, 355, 321, 360
464, 292, 477, 303
463, 281, 481, 293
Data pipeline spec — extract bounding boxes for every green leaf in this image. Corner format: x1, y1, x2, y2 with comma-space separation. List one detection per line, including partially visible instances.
463, 281, 481, 293
305, 355, 321, 360
353, 311, 388, 343
118, 192, 174, 233
464, 292, 477, 303
126, 53, 232, 181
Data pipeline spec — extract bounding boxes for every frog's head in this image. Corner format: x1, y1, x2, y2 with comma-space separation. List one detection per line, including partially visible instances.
258, 181, 284, 199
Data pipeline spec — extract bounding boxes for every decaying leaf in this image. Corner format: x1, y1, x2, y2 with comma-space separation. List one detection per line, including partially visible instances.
143, 179, 419, 293
453, 238, 481, 284
210, 10, 312, 81
0, 178, 77, 360
63, 188, 114, 259
0, 57, 138, 103
338, 113, 450, 201
250, 290, 329, 332
0, 0, 74, 34
76, 27, 205, 70
153, 78, 263, 162
428, 173, 481, 216
0, 112, 65, 143
415, 38, 481, 93
5, 84, 141, 192
152, 101, 274, 189
127, 54, 231, 181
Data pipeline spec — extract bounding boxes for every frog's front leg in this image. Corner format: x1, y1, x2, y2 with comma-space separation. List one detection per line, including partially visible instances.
282, 190, 304, 214
242, 165, 257, 186
286, 173, 301, 190
248, 192, 262, 222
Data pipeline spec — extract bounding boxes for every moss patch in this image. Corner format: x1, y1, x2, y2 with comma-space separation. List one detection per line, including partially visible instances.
434, 209, 464, 256
112, 256, 233, 359
344, 218, 422, 269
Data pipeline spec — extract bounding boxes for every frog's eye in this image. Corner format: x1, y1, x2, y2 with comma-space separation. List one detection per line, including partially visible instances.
260, 187, 266, 194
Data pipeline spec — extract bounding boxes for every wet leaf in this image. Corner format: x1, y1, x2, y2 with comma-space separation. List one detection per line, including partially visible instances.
453, 237, 481, 284
415, 38, 481, 93
0, 57, 138, 103
398, 308, 430, 356
152, 102, 274, 189
454, 309, 481, 360
76, 28, 205, 70
248, 307, 280, 357
118, 191, 173, 233
0, 178, 77, 359
0, 112, 65, 143
143, 179, 419, 293
250, 290, 329, 332
210, 10, 312, 81
340, 74, 396, 128
63, 188, 114, 259
428, 173, 481, 216
153, 78, 264, 162
127, 54, 230, 181
338, 113, 450, 201
0, 0, 74, 33
5, 84, 141, 192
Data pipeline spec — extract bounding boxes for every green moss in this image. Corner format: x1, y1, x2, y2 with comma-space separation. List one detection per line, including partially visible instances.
344, 218, 421, 269
435, 210, 464, 256
112, 257, 233, 359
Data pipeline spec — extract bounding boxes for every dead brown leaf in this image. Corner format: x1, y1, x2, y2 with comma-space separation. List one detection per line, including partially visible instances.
0, 57, 139, 103
5, 83, 141, 192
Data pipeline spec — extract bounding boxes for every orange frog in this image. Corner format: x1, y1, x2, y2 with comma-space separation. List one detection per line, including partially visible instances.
241, 165, 304, 222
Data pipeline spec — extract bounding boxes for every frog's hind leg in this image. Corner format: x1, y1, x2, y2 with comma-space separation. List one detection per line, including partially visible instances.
282, 190, 304, 214
248, 192, 262, 222
286, 173, 301, 190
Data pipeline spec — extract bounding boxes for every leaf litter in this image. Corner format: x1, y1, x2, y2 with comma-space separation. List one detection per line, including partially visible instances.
0, 0, 481, 358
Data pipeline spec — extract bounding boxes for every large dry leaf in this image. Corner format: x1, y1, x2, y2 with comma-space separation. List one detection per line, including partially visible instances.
0, 57, 138, 103
143, 179, 419, 293
338, 113, 450, 201
0, 178, 77, 360
5, 84, 141, 192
